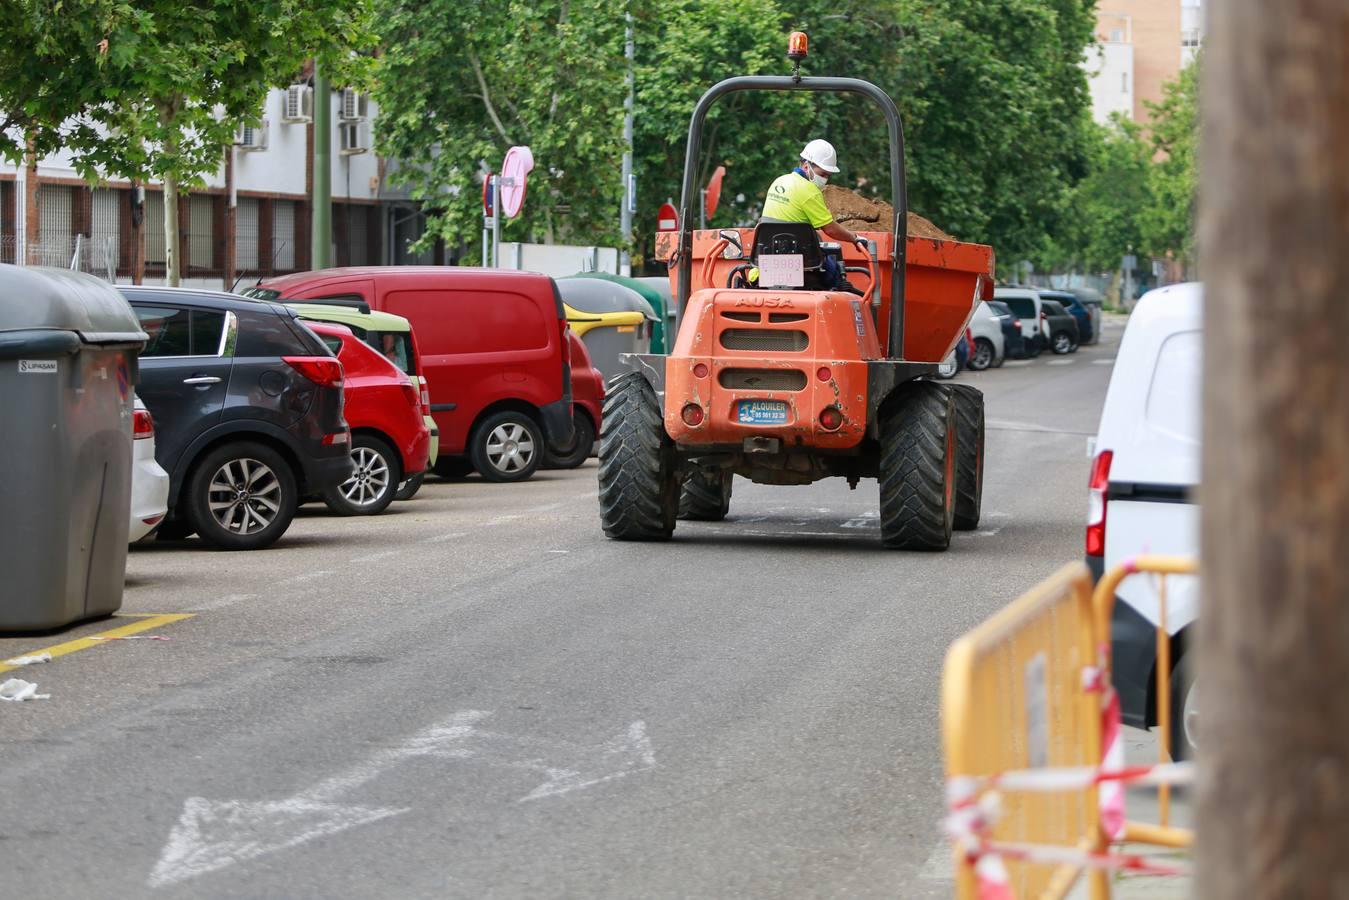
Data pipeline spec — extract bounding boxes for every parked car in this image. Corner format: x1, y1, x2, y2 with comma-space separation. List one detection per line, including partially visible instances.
1039, 298, 1080, 354
993, 287, 1044, 357
129, 394, 170, 543
122, 286, 351, 550
288, 303, 439, 501
967, 301, 1007, 371
1039, 289, 1094, 344
935, 329, 970, 379
249, 267, 573, 483
543, 330, 604, 469
1089, 282, 1201, 759
985, 299, 1027, 359
305, 321, 431, 515
1069, 286, 1105, 344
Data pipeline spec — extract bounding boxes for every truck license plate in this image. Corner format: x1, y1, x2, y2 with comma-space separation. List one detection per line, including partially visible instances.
738, 400, 789, 425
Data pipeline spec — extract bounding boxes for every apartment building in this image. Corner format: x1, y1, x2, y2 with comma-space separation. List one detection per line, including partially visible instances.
1086, 0, 1204, 125
0, 84, 440, 290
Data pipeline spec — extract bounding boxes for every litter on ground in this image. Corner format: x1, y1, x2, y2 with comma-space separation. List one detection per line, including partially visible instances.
0, 678, 50, 702
4, 652, 52, 666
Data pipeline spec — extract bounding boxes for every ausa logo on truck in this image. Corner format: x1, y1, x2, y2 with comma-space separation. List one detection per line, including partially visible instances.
734, 297, 795, 308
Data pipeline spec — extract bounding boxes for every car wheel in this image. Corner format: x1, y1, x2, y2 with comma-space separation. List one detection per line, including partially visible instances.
433, 458, 475, 480
470, 411, 543, 483
1170, 652, 1197, 761
1051, 331, 1073, 355
322, 434, 401, 516
969, 338, 995, 371
185, 441, 297, 551
543, 411, 596, 469
395, 472, 425, 501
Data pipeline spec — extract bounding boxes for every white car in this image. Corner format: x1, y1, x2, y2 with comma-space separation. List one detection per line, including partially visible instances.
993, 286, 1044, 356
1088, 283, 1200, 759
966, 300, 1007, 370
129, 395, 171, 543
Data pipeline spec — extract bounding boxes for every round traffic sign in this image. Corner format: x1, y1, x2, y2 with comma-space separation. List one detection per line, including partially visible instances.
500, 146, 534, 219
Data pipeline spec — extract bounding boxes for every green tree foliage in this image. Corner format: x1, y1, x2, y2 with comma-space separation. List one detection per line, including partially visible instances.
1140, 56, 1198, 264
376, 0, 1099, 267
1050, 116, 1153, 271
0, 0, 374, 284
375, 0, 628, 250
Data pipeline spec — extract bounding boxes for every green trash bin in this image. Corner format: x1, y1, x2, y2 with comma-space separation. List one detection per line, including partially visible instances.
568, 272, 670, 354
556, 278, 659, 382
0, 266, 147, 631
635, 276, 675, 353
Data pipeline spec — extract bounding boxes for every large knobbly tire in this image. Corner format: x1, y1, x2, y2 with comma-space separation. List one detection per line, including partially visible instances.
878, 382, 956, 550
678, 467, 732, 521
949, 384, 985, 531
598, 373, 679, 540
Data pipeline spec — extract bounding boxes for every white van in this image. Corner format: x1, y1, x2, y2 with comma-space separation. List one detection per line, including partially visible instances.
1088, 282, 1201, 759
993, 286, 1044, 355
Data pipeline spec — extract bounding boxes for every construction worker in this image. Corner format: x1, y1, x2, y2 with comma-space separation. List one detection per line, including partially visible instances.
760, 139, 867, 291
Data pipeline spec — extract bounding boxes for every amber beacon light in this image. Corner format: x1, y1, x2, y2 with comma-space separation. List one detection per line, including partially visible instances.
787, 31, 809, 61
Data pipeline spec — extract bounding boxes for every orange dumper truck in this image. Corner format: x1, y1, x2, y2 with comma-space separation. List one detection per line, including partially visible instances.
597, 34, 995, 549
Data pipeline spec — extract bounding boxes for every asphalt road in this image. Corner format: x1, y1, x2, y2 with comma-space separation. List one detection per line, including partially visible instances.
0, 324, 1120, 899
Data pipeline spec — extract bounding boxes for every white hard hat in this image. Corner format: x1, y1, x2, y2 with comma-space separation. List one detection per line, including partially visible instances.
801, 138, 839, 173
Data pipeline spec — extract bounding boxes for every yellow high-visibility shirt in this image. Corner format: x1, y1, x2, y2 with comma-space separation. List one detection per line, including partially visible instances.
760, 170, 833, 230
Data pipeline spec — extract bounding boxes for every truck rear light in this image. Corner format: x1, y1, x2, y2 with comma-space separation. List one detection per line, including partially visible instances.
693, 363, 709, 379
816, 366, 832, 382
401, 382, 420, 409
1086, 450, 1113, 557
322, 431, 351, 446
681, 403, 705, 427
282, 356, 344, 388
819, 406, 844, 431
133, 408, 154, 440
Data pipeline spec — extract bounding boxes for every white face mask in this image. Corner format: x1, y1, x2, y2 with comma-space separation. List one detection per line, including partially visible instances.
808, 165, 828, 188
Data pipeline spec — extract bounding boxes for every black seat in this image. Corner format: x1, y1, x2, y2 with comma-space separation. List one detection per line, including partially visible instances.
752, 221, 824, 270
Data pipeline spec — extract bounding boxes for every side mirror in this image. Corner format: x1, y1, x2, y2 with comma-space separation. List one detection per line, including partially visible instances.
719, 229, 744, 260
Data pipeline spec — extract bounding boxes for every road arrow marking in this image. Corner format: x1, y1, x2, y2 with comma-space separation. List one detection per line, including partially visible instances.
149, 711, 654, 887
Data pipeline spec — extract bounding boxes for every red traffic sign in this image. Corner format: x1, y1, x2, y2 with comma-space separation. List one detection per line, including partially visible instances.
704, 165, 726, 220
657, 202, 679, 232
482, 172, 494, 216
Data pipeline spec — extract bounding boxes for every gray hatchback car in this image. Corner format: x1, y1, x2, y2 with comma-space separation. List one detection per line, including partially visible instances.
121, 287, 352, 550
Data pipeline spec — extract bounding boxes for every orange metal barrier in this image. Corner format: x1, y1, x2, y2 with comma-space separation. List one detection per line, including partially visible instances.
941, 563, 1108, 900
1092, 555, 1198, 850
941, 557, 1199, 897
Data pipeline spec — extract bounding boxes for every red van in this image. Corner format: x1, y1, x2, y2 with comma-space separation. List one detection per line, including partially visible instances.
251, 267, 573, 483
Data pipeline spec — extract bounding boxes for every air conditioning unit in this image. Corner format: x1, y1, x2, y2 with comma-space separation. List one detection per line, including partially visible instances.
282, 84, 313, 124
338, 122, 369, 155
234, 119, 269, 151
339, 88, 368, 122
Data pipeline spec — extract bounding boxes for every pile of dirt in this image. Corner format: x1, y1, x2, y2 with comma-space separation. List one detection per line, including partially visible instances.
821, 184, 954, 241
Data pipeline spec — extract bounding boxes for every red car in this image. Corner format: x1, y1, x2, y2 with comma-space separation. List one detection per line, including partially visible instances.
305, 320, 431, 515
545, 330, 604, 468
251, 267, 573, 483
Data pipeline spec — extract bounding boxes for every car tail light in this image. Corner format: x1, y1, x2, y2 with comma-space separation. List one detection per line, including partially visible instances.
681, 403, 705, 427
322, 431, 350, 446
420, 386, 432, 409
1011, 318, 1021, 329
1086, 450, 1113, 557
142, 513, 165, 526
560, 322, 571, 365
282, 356, 344, 388
401, 382, 420, 409
133, 408, 154, 440
819, 406, 844, 431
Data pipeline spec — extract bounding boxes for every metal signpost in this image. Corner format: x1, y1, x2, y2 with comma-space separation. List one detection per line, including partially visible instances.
489, 146, 534, 269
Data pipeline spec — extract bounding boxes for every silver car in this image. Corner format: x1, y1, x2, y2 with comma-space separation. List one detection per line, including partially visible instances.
966, 301, 1007, 371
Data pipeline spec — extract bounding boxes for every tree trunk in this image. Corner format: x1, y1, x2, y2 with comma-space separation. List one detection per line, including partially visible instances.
1197, 2, 1349, 897
163, 171, 180, 287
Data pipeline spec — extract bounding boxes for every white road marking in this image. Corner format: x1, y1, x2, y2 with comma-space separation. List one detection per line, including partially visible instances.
278, 570, 335, 585
1093, 358, 1116, 365
918, 838, 953, 881
842, 510, 879, 529
1046, 358, 1076, 366
149, 712, 655, 887
350, 550, 400, 564
422, 532, 468, 544
547, 550, 570, 554
1002, 359, 1034, 368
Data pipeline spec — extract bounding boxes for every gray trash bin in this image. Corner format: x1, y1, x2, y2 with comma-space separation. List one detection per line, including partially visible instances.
0, 266, 147, 631
556, 279, 658, 382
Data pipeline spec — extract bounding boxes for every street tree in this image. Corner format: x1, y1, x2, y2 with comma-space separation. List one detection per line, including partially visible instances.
1197, 1, 1349, 895
375, 0, 628, 253
0, 0, 374, 285
1140, 57, 1198, 267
